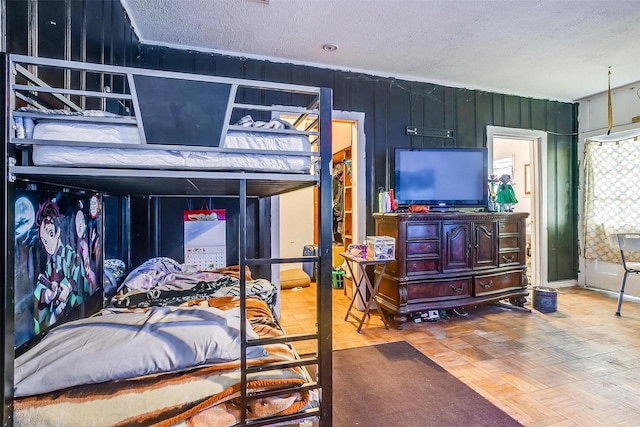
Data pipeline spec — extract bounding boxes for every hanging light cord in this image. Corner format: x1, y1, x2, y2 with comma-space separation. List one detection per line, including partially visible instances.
607, 67, 613, 135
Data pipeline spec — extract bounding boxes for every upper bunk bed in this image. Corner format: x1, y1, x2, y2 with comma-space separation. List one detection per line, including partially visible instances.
6, 54, 332, 198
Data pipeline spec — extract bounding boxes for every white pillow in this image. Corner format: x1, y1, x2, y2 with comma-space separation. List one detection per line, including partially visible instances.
14, 305, 266, 397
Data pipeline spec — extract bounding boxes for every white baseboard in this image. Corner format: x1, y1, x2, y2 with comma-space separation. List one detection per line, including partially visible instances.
546, 279, 578, 288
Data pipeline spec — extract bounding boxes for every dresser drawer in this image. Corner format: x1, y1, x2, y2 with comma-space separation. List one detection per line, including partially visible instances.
407, 277, 471, 301
499, 250, 521, 266
499, 235, 520, 250
406, 223, 439, 240
474, 271, 523, 296
407, 240, 439, 256
499, 221, 520, 234
406, 257, 439, 275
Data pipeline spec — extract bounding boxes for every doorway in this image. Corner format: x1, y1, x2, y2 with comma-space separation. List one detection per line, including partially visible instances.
487, 126, 548, 288
273, 111, 366, 294
328, 112, 366, 301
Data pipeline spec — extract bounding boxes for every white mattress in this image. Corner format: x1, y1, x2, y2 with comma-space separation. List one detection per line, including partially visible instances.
30, 120, 311, 173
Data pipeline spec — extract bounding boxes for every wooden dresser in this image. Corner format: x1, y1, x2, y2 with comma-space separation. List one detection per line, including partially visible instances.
373, 212, 529, 328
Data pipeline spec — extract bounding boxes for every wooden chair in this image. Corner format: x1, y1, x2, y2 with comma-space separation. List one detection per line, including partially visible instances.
609, 233, 640, 316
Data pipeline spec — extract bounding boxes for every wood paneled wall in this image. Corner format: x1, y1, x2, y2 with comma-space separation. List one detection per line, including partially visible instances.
6, 0, 138, 66
4, 0, 578, 284
138, 46, 579, 282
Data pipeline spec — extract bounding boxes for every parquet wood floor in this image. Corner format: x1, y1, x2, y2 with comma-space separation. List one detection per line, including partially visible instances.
279, 283, 640, 426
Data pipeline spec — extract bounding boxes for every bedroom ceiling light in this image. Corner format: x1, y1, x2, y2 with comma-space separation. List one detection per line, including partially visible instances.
322, 43, 338, 52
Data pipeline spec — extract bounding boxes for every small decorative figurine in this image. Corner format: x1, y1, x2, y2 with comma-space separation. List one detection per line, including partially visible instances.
496, 174, 518, 212
488, 174, 500, 211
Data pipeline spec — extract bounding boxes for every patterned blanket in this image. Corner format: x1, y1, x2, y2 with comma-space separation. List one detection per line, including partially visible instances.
13, 297, 310, 427
111, 257, 278, 312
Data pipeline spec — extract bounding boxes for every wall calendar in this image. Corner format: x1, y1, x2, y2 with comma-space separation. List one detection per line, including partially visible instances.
183, 209, 226, 270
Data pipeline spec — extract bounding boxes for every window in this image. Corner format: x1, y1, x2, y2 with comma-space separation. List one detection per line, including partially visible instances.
583, 137, 640, 262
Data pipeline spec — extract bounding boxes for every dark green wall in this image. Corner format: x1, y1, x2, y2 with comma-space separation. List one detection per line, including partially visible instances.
6, 0, 138, 66
4, 0, 579, 284
137, 46, 579, 282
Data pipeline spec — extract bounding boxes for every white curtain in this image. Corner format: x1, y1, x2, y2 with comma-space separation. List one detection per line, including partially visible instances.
582, 130, 640, 262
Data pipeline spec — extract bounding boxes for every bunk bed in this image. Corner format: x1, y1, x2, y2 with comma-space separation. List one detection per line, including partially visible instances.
3, 54, 333, 427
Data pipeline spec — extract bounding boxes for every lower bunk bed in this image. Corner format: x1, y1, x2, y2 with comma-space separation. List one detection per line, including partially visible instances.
13, 257, 317, 427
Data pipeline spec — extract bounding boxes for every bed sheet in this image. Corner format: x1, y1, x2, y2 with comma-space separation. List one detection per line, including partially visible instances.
31, 145, 310, 172
13, 296, 311, 427
23, 113, 311, 172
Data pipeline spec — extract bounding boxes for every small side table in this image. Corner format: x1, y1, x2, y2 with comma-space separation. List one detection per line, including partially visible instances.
340, 252, 391, 333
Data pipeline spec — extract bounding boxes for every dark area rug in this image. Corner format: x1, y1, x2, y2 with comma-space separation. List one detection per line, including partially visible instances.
332, 340, 523, 427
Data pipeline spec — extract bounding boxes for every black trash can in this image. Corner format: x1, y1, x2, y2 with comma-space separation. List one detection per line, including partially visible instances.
533, 286, 557, 313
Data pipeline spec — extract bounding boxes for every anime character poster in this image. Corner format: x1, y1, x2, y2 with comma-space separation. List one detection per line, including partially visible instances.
14, 190, 102, 349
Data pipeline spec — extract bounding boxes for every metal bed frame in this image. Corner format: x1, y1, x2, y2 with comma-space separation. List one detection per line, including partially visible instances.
2, 53, 333, 427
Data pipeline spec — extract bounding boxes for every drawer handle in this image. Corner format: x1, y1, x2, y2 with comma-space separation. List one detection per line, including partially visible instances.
449, 284, 465, 293
479, 280, 493, 289
502, 255, 515, 263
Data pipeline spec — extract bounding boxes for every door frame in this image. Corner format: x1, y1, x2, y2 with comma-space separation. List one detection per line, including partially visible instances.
333, 111, 367, 305
332, 110, 366, 252
270, 109, 367, 306
487, 126, 548, 288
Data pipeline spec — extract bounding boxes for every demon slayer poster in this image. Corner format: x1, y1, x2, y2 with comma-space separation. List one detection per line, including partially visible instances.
14, 190, 102, 349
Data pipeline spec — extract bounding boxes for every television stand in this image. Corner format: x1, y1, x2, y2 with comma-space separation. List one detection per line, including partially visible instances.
373, 211, 529, 328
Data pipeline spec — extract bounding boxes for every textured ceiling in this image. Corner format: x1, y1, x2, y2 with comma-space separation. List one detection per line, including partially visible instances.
120, 0, 640, 102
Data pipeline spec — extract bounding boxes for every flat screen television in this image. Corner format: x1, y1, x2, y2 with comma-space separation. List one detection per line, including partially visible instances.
394, 147, 488, 210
